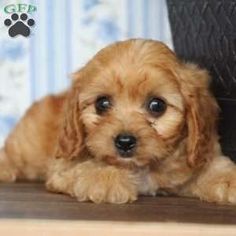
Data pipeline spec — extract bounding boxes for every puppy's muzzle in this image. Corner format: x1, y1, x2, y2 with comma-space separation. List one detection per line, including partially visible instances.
114, 133, 137, 158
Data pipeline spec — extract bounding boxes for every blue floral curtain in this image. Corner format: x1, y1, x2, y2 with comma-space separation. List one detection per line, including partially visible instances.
0, 0, 172, 145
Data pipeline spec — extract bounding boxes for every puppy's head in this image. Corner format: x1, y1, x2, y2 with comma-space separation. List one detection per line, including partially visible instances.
56, 39, 219, 168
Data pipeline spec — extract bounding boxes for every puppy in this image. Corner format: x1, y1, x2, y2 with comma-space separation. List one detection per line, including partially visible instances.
1, 39, 236, 204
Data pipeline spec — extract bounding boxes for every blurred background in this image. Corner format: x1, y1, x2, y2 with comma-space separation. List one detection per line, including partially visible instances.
0, 0, 172, 145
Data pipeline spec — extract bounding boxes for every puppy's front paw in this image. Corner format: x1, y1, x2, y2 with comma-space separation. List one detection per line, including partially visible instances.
211, 177, 236, 204
73, 163, 138, 204
106, 179, 138, 204
196, 172, 236, 204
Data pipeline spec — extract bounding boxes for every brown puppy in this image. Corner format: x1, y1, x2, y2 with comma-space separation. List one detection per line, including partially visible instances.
1, 39, 236, 204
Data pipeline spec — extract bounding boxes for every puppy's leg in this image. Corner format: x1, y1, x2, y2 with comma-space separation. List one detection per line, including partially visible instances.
46, 159, 138, 204
0, 148, 17, 182
182, 156, 236, 204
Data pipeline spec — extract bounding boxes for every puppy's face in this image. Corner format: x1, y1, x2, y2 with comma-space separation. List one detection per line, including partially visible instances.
58, 39, 218, 169
77, 40, 185, 168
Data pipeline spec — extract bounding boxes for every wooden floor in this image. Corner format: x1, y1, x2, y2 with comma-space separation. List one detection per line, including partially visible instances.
0, 182, 236, 224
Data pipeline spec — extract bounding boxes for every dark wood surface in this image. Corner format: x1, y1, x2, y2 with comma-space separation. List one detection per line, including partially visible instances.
0, 182, 236, 224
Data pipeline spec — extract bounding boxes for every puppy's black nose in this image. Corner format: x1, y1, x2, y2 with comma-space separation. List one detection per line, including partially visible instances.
114, 133, 137, 157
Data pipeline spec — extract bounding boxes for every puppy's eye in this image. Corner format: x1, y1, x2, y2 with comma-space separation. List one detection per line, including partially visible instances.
147, 97, 166, 117
95, 96, 112, 114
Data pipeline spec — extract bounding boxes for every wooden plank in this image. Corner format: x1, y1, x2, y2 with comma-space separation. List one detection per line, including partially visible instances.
0, 220, 236, 236
0, 183, 236, 225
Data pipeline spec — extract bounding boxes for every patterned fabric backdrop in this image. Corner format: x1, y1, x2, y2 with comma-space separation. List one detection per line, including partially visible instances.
0, 0, 172, 146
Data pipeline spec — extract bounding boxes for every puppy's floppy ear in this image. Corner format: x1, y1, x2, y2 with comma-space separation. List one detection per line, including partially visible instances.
55, 74, 85, 160
177, 64, 219, 167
